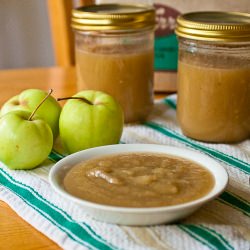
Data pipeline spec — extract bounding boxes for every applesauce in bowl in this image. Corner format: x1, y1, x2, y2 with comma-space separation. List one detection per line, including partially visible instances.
63, 152, 214, 208
49, 144, 228, 225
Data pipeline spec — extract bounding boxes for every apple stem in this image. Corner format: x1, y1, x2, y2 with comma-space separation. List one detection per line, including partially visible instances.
28, 89, 53, 121
57, 97, 93, 105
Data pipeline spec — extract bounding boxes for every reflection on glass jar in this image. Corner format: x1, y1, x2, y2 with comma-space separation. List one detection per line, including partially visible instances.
176, 12, 250, 143
72, 4, 155, 123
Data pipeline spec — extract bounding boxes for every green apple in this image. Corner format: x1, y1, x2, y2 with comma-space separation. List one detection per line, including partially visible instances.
1, 89, 61, 139
59, 90, 124, 154
0, 110, 53, 170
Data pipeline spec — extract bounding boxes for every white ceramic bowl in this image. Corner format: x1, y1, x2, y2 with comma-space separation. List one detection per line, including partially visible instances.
49, 144, 228, 226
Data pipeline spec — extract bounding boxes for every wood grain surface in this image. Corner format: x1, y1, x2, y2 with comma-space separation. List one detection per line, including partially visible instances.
0, 67, 77, 106
0, 201, 60, 250
0, 67, 76, 250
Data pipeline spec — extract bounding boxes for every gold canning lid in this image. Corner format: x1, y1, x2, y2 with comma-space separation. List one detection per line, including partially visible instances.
175, 12, 250, 41
72, 4, 155, 32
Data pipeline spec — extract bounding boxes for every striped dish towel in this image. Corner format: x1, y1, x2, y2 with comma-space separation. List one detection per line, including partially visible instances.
0, 95, 249, 250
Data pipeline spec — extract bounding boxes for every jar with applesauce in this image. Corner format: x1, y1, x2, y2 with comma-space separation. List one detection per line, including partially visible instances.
175, 12, 250, 143
71, 4, 155, 123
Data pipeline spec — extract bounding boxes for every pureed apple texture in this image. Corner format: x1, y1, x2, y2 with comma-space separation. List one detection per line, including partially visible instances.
71, 4, 155, 123
175, 12, 250, 143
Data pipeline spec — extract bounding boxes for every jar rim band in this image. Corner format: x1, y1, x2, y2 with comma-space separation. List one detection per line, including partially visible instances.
175, 12, 250, 42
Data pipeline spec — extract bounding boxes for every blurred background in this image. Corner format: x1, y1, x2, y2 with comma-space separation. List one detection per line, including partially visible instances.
0, 1, 54, 69
0, 0, 88, 69
1, 0, 249, 70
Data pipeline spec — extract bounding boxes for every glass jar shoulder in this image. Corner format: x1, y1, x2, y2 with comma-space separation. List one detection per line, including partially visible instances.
178, 38, 250, 69
75, 29, 154, 55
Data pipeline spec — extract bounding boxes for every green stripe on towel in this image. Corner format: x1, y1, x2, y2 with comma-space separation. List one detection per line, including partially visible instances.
179, 224, 234, 250
49, 150, 64, 162
163, 98, 177, 109
0, 168, 115, 250
217, 192, 250, 217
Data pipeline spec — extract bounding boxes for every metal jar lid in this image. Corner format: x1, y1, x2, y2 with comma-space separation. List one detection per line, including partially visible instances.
175, 12, 250, 42
71, 4, 155, 32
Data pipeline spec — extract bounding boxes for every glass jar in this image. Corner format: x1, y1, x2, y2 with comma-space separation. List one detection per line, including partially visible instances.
175, 12, 250, 143
71, 4, 155, 123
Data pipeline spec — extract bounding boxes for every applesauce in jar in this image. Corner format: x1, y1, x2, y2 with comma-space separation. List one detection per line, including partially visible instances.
175, 12, 250, 142
72, 4, 155, 123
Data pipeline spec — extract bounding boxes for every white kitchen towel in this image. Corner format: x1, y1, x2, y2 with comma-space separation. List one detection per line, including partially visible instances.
0, 95, 249, 250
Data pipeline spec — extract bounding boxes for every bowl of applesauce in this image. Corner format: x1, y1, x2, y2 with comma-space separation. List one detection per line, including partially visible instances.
49, 144, 228, 225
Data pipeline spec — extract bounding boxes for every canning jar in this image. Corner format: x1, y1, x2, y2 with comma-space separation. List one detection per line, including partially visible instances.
71, 4, 155, 123
175, 12, 250, 143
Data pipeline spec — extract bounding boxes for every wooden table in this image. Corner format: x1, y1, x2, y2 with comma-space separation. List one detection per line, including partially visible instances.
0, 67, 77, 250
0, 67, 169, 250
0, 67, 77, 107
